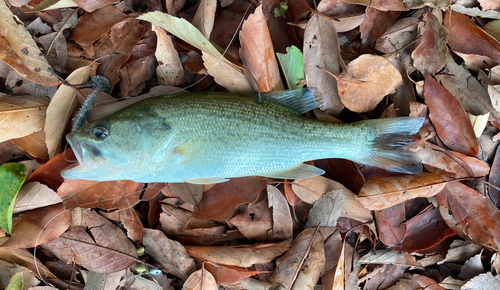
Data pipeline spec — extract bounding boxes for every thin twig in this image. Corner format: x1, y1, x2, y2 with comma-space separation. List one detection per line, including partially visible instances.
287, 223, 321, 290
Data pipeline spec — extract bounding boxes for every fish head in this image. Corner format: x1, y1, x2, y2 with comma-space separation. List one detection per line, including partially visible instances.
61, 115, 174, 181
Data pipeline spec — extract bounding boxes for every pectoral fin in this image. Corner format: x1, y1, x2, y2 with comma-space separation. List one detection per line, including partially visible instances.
185, 177, 230, 184
264, 163, 325, 179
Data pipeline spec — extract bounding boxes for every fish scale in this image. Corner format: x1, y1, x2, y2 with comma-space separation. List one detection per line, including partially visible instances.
61, 90, 424, 184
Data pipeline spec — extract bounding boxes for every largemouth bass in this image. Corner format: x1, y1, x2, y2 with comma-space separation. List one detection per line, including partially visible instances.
61, 89, 424, 184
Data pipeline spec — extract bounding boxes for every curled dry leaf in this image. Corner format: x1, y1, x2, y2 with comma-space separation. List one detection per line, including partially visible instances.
437, 182, 500, 252
44, 66, 91, 158
185, 239, 292, 268
411, 10, 448, 75
192, 0, 217, 39
0, 94, 49, 143
43, 211, 138, 273
267, 185, 293, 240
424, 75, 479, 156
239, 5, 284, 92
417, 142, 490, 178
269, 228, 325, 290
337, 54, 403, 113
0, 2, 59, 86
303, 14, 345, 117
152, 24, 185, 87
357, 173, 445, 210
0, 248, 55, 281
144, 229, 196, 280
202, 52, 252, 94
182, 265, 218, 290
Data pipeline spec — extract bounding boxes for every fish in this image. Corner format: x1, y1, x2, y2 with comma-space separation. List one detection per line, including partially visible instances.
61, 89, 424, 184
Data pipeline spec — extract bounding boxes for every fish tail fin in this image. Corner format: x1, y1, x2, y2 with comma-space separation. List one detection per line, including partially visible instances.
359, 117, 425, 174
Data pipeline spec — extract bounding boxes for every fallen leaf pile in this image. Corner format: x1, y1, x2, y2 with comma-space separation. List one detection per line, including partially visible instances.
3, 0, 500, 289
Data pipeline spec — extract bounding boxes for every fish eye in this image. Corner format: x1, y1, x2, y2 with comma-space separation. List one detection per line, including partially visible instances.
92, 126, 109, 139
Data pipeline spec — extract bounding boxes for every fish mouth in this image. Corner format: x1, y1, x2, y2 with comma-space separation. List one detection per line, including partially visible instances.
61, 133, 102, 179
66, 132, 85, 166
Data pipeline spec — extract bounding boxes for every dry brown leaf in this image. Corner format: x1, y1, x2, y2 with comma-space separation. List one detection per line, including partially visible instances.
0, 248, 55, 281
269, 228, 325, 289
182, 265, 218, 290
0, 94, 49, 143
360, 8, 400, 48
185, 239, 292, 267
291, 176, 349, 204
68, 5, 129, 56
417, 142, 490, 178
118, 208, 144, 243
444, 10, 500, 63
356, 173, 445, 210
160, 204, 218, 236
331, 14, 366, 33
437, 182, 500, 252
374, 18, 419, 54
2, 203, 70, 248
204, 263, 270, 284
42, 211, 138, 273
411, 10, 448, 75
193, 176, 266, 221
167, 183, 203, 208
239, 5, 284, 92
0, 2, 59, 86
337, 54, 403, 113
192, 0, 217, 39
229, 198, 272, 241
202, 52, 252, 94
144, 229, 196, 280
152, 24, 185, 87
44, 66, 91, 158
10, 130, 49, 160
305, 190, 345, 229
304, 14, 345, 117
14, 182, 63, 213
435, 54, 493, 118
58, 179, 144, 210
424, 74, 480, 156
267, 185, 293, 240
358, 249, 422, 268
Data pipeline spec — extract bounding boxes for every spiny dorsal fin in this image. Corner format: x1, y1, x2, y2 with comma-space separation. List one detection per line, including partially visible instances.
257, 88, 318, 115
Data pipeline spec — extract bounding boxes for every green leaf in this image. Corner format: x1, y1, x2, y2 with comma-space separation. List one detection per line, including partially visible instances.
5, 270, 23, 290
0, 163, 26, 234
277, 46, 305, 90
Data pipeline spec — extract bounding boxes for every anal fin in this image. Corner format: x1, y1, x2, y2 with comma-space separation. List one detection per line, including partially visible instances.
185, 177, 229, 184
264, 163, 325, 179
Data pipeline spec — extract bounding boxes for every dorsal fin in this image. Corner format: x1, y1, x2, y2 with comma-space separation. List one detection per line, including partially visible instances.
257, 88, 318, 115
